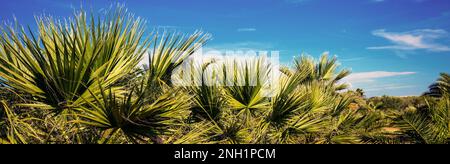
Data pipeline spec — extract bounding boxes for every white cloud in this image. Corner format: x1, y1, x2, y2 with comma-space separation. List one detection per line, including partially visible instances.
368, 29, 450, 52
237, 28, 256, 32
363, 84, 416, 92
339, 57, 365, 62
343, 71, 416, 84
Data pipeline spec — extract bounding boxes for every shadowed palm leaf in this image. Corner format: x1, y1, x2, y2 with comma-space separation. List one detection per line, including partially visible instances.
396, 96, 449, 144
76, 79, 191, 143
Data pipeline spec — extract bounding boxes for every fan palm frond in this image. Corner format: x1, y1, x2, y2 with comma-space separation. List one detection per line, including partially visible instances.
424, 73, 450, 97
146, 31, 211, 86
208, 111, 253, 144
437, 73, 450, 95
395, 95, 449, 144
396, 109, 436, 144
0, 5, 149, 112
222, 57, 271, 123
75, 79, 191, 143
291, 53, 350, 91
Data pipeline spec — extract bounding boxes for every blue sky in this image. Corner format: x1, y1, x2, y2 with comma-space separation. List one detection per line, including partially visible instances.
1, 0, 449, 97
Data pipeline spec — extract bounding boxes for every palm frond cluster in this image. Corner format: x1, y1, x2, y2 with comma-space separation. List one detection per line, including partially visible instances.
0, 6, 449, 144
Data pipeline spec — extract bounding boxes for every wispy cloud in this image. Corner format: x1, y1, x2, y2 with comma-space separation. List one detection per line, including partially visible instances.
368, 29, 450, 52
237, 28, 257, 32
342, 71, 418, 96
343, 71, 416, 84
364, 84, 416, 92
339, 57, 365, 62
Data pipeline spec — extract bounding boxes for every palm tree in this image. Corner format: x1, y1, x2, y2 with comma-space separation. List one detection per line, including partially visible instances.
222, 57, 271, 124
4, 4, 449, 145
397, 74, 450, 144
283, 53, 351, 91
145, 31, 210, 86
75, 79, 192, 143
258, 68, 333, 143
395, 97, 449, 144
0, 5, 212, 144
0, 5, 149, 112
424, 73, 450, 98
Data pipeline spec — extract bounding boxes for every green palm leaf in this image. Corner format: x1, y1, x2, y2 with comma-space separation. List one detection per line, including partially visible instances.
0, 5, 149, 112
76, 79, 191, 143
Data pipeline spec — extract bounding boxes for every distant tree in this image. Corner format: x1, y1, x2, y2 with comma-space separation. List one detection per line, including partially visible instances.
355, 88, 365, 97
369, 96, 408, 110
